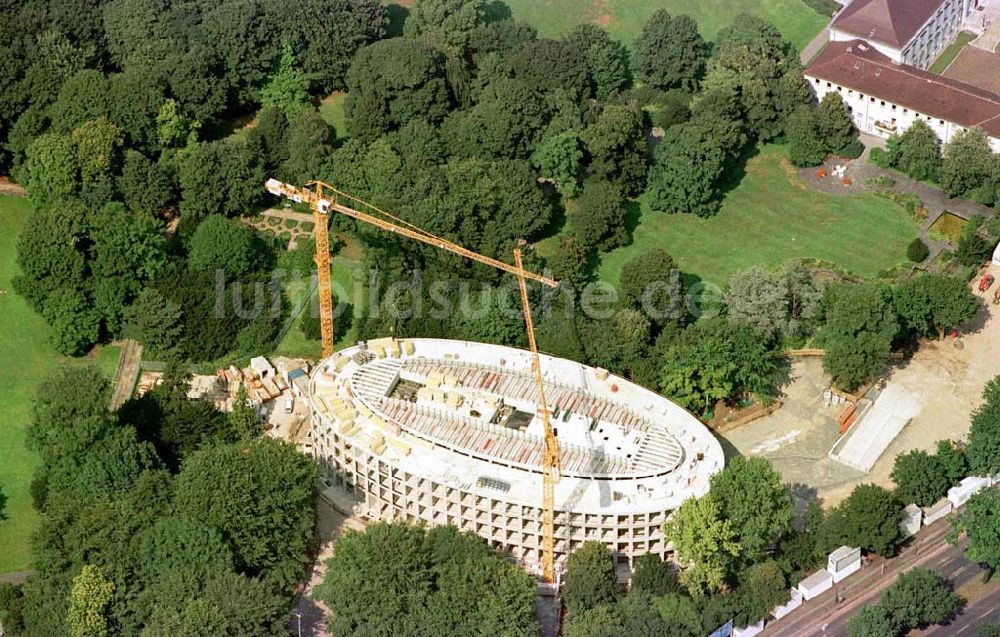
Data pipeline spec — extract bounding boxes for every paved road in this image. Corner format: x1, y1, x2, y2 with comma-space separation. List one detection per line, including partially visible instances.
764, 517, 985, 636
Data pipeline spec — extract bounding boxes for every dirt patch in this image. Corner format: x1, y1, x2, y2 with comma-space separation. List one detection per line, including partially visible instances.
779, 157, 808, 190
725, 266, 1000, 508
582, 0, 612, 28
335, 233, 365, 262
0, 176, 27, 198
321, 91, 346, 105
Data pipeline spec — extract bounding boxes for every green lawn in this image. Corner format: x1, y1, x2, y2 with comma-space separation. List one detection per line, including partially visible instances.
274, 258, 364, 359
319, 93, 349, 139
929, 31, 976, 74
0, 196, 121, 574
596, 146, 920, 288
492, 0, 828, 51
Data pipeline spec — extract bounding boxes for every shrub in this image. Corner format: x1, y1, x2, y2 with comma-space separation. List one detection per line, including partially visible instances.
907, 238, 930, 263
869, 147, 891, 169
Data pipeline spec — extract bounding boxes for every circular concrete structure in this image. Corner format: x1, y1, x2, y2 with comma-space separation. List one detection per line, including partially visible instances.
309, 338, 724, 575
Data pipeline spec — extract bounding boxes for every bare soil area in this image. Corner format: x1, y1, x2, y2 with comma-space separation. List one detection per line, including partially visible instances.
724, 265, 1000, 507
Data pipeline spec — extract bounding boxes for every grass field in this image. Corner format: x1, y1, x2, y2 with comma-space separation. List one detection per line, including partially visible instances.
274, 258, 365, 360
319, 93, 349, 139
493, 0, 829, 51
596, 146, 920, 288
0, 195, 121, 574
929, 31, 976, 74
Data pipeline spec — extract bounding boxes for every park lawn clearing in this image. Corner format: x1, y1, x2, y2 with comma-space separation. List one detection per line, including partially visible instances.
0, 195, 121, 574
319, 93, 349, 139
597, 146, 920, 288
275, 258, 364, 360
495, 0, 828, 51
929, 31, 976, 74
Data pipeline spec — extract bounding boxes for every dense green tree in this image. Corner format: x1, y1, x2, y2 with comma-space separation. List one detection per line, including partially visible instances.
881, 568, 963, 629
725, 264, 822, 341
563, 24, 629, 99
49, 70, 110, 133
887, 120, 941, 181
532, 131, 583, 197
570, 180, 628, 251
155, 99, 196, 150
187, 215, 260, 279
177, 138, 264, 219
785, 105, 827, 167
246, 107, 289, 175
847, 604, 898, 637
935, 440, 968, 484
577, 309, 652, 377
23, 133, 79, 205
658, 318, 778, 414
260, 42, 310, 120
173, 439, 317, 588
346, 38, 450, 141
907, 237, 930, 263
67, 565, 115, 637
581, 103, 646, 196
117, 150, 174, 215
71, 117, 124, 189
619, 247, 683, 326
708, 14, 810, 141
404, 0, 487, 56
951, 487, 1000, 572
967, 377, 1000, 475
630, 554, 678, 597
940, 127, 997, 202
200, 0, 281, 104
633, 11, 707, 90
228, 386, 262, 439
891, 450, 950, 507
442, 77, 548, 160
546, 235, 591, 290
821, 283, 899, 390
894, 274, 979, 339
711, 457, 793, 564
954, 219, 994, 266
0, 583, 25, 634
122, 289, 184, 360
664, 494, 741, 596
815, 93, 856, 153
823, 484, 903, 557
646, 122, 727, 216
26, 366, 111, 466
282, 108, 336, 184
316, 522, 539, 636
43, 287, 102, 356
736, 561, 789, 627
564, 604, 624, 637
106, 70, 166, 153
513, 38, 589, 98
563, 542, 620, 616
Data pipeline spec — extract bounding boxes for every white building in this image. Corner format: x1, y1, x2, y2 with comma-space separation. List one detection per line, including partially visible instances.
308, 337, 725, 576
805, 39, 1000, 151
829, 0, 978, 69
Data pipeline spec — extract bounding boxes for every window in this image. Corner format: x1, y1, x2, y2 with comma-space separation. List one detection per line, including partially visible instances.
880, 101, 886, 106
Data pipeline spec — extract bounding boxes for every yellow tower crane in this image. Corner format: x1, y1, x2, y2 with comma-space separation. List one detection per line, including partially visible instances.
264, 178, 563, 582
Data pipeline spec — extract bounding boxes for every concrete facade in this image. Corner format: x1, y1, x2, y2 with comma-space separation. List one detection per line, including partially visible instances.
307, 338, 724, 577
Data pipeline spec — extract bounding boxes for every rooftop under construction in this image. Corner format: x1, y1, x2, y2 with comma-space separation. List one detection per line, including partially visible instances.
309, 337, 724, 577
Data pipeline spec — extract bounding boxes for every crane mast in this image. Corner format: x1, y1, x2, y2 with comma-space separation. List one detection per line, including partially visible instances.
265, 178, 563, 581
513, 244, 562, 584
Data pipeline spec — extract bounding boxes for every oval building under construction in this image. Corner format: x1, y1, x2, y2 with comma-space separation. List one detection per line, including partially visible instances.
309, 338, 724, 576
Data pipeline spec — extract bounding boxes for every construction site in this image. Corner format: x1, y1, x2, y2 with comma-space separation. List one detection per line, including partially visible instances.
308, 337, 724, 578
